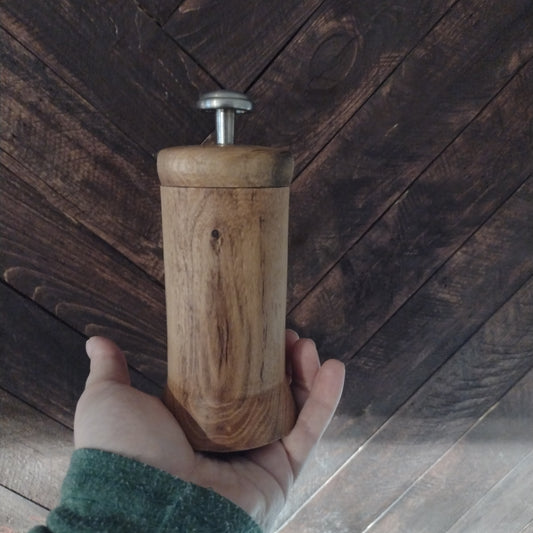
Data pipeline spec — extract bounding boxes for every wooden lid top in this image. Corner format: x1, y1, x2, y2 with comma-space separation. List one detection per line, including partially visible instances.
157, 145, 294, 188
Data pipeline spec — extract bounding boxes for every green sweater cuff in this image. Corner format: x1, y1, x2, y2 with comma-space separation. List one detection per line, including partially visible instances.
30, 448, 261, 533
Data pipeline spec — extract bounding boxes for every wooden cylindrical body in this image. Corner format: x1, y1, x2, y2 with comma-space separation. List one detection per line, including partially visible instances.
157, 145, 296, 452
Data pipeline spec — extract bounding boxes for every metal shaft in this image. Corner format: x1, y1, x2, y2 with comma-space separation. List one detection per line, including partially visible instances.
197, 90, 253, 145
216, 108, 235, 145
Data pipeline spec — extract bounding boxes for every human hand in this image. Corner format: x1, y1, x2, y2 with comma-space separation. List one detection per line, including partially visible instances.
75, 332, 345, 532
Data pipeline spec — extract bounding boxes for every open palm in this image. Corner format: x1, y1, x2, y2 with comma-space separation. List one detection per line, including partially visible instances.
75, 333, 345, 532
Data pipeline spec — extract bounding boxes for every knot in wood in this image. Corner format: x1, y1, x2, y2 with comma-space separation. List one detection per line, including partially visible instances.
308, 30, 358, 91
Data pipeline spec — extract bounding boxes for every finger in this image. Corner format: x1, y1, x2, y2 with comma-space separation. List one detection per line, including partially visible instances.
285, 329, 300, 352
84, 336, 131, 388
285, 329, 300, 380
282, 359, 345, 478
290, 339, 321, 411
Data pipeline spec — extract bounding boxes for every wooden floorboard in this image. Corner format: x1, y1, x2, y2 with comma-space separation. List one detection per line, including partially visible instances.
241, 0, 457, 174
365, 369, 533, 533
286, 0, 533, 309
135, 0, 180, 25
1, 0, 532, 530
0, 281, 160, 428
289, 57, 533, 361
276, 175, 533, 527
0, 29, 166, 282
445, 449, 533, 533
0, 0, 217, 154
164, 0, 325, 90
0, 485, 48, 533
0, 388, 71, 511
0, 160, 167, 383
279, 274, 533, 532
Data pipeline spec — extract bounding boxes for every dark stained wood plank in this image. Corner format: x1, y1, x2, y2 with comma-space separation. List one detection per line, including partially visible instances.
445, 450, 533, 533
339, 178, 533, 420
288, 58, 533, 361
0, 485, 48, 533
0, 282, 161, 430
0, 281, 85, 426
165, 0, 324, 90
238, 0, 456, 173
275, 176, 533, 528
136, 0, 180, 24
0, 0, 217, 154
0, 388, 71, 511
0, 30, 165, 282
0, 161, 167, 386
280, 274, 533, 533
287, 0, 533, 308
364, 370, 533, 533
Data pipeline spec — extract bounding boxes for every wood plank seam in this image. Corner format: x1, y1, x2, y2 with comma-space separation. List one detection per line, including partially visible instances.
0, 2, 218, 154
0, 279, 162, 394
0, 382, 73, 433
280, 274, 533, 531
444, 448, 533, 533
285, 0, 463, 185
287, 54, 533, 317
0, 149, 165, 290
281, 262, 533, 531
0, 279, 85, 353
239, 0, 330, 94
346, 172, 533, 363
0, 151, 166, 290
0, 21, 156, 163
0, 482, 50, 513
361, 377, 533, 532
284, 0, 533, 312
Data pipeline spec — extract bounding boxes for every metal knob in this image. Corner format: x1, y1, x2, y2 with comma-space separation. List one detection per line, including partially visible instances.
197, 90, 253, 145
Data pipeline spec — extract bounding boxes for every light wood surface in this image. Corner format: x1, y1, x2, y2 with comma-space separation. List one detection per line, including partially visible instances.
159, 147, 296, 451
157, 145, 293, 188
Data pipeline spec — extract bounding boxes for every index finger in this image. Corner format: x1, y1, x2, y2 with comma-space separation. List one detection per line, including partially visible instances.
282, 358, 345, 478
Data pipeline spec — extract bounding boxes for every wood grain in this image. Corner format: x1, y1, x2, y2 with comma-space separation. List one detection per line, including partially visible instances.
446, 450, 533, 533
0, 28, 165, 282
280, 274, 533, 533
288, 57, 533, 361
0, 0, 216, 154
286, 0, 533, 308
341, 177, 533, 419
0, 161, 167, 385
0, 281, 161, 427
159, 148, 295, 450
157, 145, 293, 187
165, 0, 324, 90
135, 0, 180, 25
275, 176, 533, 528
0, 388, 72, 511
238, 0, 456, 173
0, 485, 48, 533
365, 369, 533, 532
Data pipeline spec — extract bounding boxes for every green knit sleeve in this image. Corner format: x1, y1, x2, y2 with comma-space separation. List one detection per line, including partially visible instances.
29, 448, 262, 533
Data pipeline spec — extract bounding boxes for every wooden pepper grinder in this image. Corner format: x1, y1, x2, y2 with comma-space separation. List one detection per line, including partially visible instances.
157, 91, 296, 452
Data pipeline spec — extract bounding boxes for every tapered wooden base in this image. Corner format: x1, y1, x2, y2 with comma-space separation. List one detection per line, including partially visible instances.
163, 379, 296, 452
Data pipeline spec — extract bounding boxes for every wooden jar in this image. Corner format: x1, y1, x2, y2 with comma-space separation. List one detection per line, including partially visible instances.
158, 145, 296, 452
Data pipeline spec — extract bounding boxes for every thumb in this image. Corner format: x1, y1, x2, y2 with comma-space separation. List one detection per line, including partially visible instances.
84, 336, 131, 387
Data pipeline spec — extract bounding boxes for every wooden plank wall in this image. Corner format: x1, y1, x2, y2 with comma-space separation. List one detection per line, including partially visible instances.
1, 1, 532, 531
